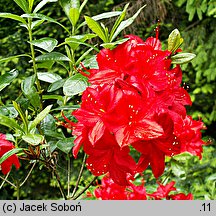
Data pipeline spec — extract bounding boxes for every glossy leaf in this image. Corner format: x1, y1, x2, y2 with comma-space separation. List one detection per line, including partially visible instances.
168, 29, 184, 53
111, 5, 146, 41
171, 53, 196, 64
79, 0, 88, 13
59, 0, 80, 17
56, 137, 74, 154
0, 69, 19, 92
12, 101, 28, 133
21, 13, 70, 33
42, 95, 64, 102
28, 0, 34, 12
21, 75, 41, 109
109, 3, 129, 41
0, 105, 18, 118
29, 37, 58, 52
69, 7, 79, 27
13, 0, 29, 13
33, 0, 58, 13
63, 74, 88, 96
78, 11, 122, 29
22, 134, 44, 145
0, 54, 31, 63
0, 13, 27, 24
171, 160, 186, 179
173, 152, 193, 161
84, 16, 107, 42
47, 79, 66, 92
0, 148, 23, 165
37, 72, 62, 83
35, 52, 71, 62
101, 38, 129, 49
29, 105, 52, 131
0, 114, 24, 132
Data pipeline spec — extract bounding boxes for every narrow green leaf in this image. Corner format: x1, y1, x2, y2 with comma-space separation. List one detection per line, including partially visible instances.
42, 95, 64, 102
109, 3, 129, 41
29, 37, 58, 52
52, 105, 80, 111
171, 160, 186, 179
21, 13, 70, 34
28, 0, 34, 12
81, 55, 98, 69
171, 53, 196, 64
111, 5, 146, 42
63, 74, 88, 96
0, 148, 23, 165
64, 34, 96, 50
84, 16, 107, 42
59, 0, 80, 20
37, 72, 62, 83
0, 114, 24, 132
56, 137, 74, 154
172, 152, 193, 161
78, 11, 122, 29
12, 101, 29, 133
47, 79, 66, 92
69, 7, 80, 27
29, 105, 52, 131
33, 0, 58, 13
35, 52, 71, 62
101, 38, 129, 49
22, 134, 44, 145
79, 0, 88, 13
0, 69, 19, 92
168, 29, 184, 53
76, 46, 94, 66
0, 13, 27, 24
13, 0, 29, 13
0, 54, 31, 63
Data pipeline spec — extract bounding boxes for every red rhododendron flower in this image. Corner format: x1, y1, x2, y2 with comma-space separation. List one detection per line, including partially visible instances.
62, 33, 205, 186
168, 193, 193, 200
0, 133, 20, 175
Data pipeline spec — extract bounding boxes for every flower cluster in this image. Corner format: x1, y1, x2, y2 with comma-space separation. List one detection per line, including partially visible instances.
0, 133, 20, 175
90, 175, 193, 200
69, 35, 205, 185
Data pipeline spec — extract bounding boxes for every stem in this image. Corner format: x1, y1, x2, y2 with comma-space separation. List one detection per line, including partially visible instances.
27, 18, 42, 103
20, 162, 36, 187
71, 154, 87, 198
16, 181, 20, 200
53, 169, 67, 200
0, 173, 16, 188
71, 176, 97, 200
67, 154, 71, 197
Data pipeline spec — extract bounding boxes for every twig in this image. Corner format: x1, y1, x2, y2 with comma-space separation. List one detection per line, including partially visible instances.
0, 174, 16, 188
71, 176, 97, 200
71, 154, 87, 198
20, 162, 36, 187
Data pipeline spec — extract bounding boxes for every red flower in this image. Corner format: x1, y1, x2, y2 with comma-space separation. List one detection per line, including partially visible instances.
0, 133, 20, 175
168, 193, 193, 200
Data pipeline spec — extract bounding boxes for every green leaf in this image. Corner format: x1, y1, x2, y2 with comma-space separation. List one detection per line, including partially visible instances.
37, 72, 62, 83
111, 5, 146, 42
0, 69, 19, 92
56, 137, 74, 154
0, 148, 23, 165
13, 0, 29, 13
0, 13, 27, 24
172, 152, 193, 161
0, 105, 18, 118
81, 55, 98, 69
63, 74, 88, 96
28, 0, 34, 12
22, 134, 44, 145
171, 53, 196, 64
51, 105, 80, 111
29, 105, 52, 131
84, 16, 107, 42
109, 3, 129, 41
101, 38, 129, 49
12, 101, 29, 134
171, 160, 186, 179
33, 0, 58, 13
35, 52, 71, 62
69, 7, 80, 27
64, 34, 96, 51
78, 11, 122, 29
42, 95, 64, 102
29, 37, 58, 52
0, 54, 31, 63
0, 114, 24, 132
168, 29, 184, 53
21, 13, 70, 34
79, 0, 88, 13
47, 79, 66, 92
21, 75, 41, 109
